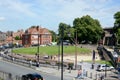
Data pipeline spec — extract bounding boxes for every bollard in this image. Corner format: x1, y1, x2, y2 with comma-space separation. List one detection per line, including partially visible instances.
101, 75, 104, 80
86, 71, 88, 77
8, 73, 12, 80
68, 68, 71, 73
83, 69, 86, 77
95, 73, 97, 80
90, 72, 92, 79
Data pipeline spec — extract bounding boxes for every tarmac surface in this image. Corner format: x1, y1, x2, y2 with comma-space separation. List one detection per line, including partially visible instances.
36, 62, 119, 80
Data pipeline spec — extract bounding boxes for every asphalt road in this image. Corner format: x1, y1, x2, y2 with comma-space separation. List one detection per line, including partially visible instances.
0, 60, 71, 80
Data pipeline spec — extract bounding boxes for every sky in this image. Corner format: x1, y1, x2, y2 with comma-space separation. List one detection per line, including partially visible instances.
0, 0, 120, 32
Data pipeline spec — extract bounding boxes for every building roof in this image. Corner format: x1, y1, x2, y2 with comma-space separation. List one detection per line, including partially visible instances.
13, 30, 24, 37
6, 36, 12, 42
25, 26, 51, 35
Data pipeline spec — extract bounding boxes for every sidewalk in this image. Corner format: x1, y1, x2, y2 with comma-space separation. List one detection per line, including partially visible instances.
35, 63, 118, 80
35, 66, 93, 80
1, 55, 118, 80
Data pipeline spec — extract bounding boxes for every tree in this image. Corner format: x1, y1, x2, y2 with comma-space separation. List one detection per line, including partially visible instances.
117, 29, 120, 43
15, 36, 21, 40
114, 11, 120, 25
73, 15, 103, 44
114, 11, 120, 44
58, 23, 74, 40
49, 30, 57, 42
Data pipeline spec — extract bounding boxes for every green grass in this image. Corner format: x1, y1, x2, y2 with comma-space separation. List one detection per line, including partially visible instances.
13, 46, 91, 56
85, 60, 112, 66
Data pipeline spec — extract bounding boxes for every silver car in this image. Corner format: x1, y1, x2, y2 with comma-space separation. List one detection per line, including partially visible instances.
97, 64, 114, 71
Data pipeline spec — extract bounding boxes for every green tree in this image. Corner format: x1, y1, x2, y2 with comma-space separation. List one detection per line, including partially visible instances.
117, 29, 120, 43
114, 11, 120, 25
114, 11, 120, 44
49, 30, 57, 42
58, 23, 74, 40
73, 15, 103, 44
15, 36, 21, 40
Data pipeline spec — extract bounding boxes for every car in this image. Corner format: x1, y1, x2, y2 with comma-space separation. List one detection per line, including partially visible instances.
117, 67, 120, 72
22, 73, 44, 80
96, 64, 114, 71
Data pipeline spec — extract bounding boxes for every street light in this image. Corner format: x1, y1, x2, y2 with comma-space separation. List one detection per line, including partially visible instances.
32, 34, 40, 67
61, 26, 64, 80
11, 32, 14, 59
75, 31, 77, 70
37, 34, 40, 67
67, 30, 78, 70
58, 36, 61, 70
105, 60, 107, 77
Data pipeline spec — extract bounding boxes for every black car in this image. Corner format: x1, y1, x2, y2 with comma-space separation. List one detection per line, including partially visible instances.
22, 73, 44, 80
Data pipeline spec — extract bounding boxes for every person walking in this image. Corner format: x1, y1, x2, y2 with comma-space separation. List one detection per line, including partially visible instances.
76, 69, 82, 79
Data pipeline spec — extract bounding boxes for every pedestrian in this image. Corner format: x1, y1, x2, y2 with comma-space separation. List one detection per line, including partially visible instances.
76, 69, 82, 78
92, 50, 96, 64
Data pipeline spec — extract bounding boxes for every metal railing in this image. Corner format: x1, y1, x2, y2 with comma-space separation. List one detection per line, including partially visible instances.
0, 70, 21, 80
103, 47, 117, 67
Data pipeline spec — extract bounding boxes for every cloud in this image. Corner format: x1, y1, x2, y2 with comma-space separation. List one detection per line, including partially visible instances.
0, 17, 5, 21
34, 0, 119, 27
0, 0, 37, 17
0, 0, 119, 32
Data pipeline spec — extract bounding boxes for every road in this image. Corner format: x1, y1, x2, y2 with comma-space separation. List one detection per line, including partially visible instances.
0, 60, 71, 80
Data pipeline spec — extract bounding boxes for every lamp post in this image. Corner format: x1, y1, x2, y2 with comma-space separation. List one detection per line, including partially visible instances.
11, 32, 14, 58
58, 36, 61, 70
30, 33, 40, 67
37, 34, 40, 67
105, 60, 107, 77
75, 31, 77, 70
61, 27, 64, 80
68, 30, 77, 70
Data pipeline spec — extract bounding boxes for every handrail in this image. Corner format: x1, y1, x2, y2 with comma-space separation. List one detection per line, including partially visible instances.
102, 47, 117, 67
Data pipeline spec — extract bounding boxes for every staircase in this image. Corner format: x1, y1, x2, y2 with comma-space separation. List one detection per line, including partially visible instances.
97, 46, 117, 67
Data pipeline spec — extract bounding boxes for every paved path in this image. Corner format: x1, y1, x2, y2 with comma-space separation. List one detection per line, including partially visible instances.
36, 62, 118, 80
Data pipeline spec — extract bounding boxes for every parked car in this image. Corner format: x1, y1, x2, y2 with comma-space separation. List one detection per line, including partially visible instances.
117, 67, 120, 72
0, 45, 5, 51
22, 73, 44, 80
96, 64, 114, 71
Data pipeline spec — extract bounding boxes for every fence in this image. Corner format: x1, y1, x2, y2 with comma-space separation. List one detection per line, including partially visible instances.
85, 70, 118, 80
0, 70, 22, 80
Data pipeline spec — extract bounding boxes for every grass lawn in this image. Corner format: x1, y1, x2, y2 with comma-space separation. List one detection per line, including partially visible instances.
13, 46, 92, 56
85, 60, 112, 66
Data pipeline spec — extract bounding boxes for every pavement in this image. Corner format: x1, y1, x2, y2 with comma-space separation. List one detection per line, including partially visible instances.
35, 62, 119, 80
35, 66, 92, 80
0, 55, 119, 80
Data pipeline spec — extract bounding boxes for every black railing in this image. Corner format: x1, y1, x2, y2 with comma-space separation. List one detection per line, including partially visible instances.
102, 47, 117, 67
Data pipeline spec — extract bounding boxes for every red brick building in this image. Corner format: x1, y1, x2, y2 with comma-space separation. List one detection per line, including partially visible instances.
103, 27, 117, 46
22, 26, 52, 46
6, 30, 24, 44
